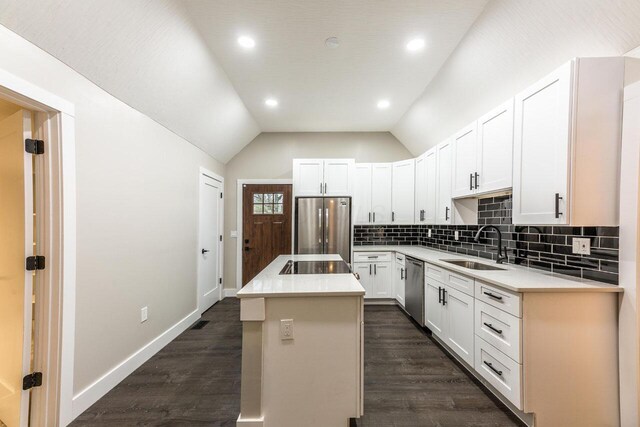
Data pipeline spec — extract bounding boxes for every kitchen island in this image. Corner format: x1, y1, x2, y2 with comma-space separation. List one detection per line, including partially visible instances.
236, 254, 365, 427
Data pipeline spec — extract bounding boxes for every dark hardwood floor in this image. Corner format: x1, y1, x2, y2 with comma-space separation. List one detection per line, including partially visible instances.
72, 299, 522, 427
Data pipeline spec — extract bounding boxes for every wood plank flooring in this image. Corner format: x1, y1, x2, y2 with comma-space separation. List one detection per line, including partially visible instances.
72, 299, 522, 427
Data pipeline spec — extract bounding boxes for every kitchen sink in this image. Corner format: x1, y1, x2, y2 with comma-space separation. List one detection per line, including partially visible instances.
441, 259, 506, 271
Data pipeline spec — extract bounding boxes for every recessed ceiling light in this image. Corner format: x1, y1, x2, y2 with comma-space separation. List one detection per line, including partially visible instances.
377, 100, 390, 109
265, 98, 278, 107
238, 36, 256, 49
406, 38, 425, 52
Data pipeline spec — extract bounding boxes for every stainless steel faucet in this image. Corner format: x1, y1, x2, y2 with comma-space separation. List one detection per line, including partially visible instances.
474, 225, 508, 264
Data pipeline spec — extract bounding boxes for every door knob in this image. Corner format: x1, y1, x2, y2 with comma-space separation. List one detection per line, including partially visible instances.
244, 247, 251, 251
201, 249, 210, 254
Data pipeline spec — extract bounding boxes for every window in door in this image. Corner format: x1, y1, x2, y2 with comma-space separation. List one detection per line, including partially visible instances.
252, 192, 284, 214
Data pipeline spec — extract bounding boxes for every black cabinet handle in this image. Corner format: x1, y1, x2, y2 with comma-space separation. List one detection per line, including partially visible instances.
483, 322, 503, 335
445, 206, 450, 221
202, 249, 210, 254
392, 212, 395, 222
483, 291, 503, 301
442, 289, 447, 305
400, 268, 404, 280
475, 172, 479, 189
374, 264, 377, 275
369, 264, 372, 275
470, 173, 474, 190
369, 212, 371, 222
484, 361, 503, 376
373, 212, 376, 222
320, 182, 323, 194
420, 209, 425, 221
438, 286, 442, 304
555, 193, 563, 219
324, 183, 327, 193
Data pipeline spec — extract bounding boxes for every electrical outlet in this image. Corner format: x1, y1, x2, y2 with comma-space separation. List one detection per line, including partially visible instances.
427, 229, 432, 238
454, 230, 460, 241
572, 237, 591, 255
141, 306, 148, 323
280, 319, 294, 340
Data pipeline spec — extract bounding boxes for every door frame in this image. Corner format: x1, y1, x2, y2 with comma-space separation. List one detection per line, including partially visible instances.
197, 167, 224, 313
0, 69, 77, 425
236, 179, 293, 292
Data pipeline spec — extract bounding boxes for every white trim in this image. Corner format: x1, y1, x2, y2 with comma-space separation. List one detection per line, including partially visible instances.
224, 288, 238, 298
0, 68, 77, 426
71, 309, 200, 419
198, 167, 224, 313
235, 179, 293, 290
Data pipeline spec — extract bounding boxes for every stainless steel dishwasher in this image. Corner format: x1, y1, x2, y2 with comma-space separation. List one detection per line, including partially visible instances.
404, 256, 424, 325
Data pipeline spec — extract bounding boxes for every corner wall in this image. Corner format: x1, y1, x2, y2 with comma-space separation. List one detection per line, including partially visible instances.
223, 131, 412, 291
0, 24, 225, 419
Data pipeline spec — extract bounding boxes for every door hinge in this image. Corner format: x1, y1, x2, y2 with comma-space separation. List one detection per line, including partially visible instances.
23, 372, 43, 390
25, 138, 45, 155
219, 278, 222, 284
26, 256, 46, 271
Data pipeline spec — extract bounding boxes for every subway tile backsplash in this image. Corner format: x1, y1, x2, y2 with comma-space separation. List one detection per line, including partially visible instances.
354, 195, 619, 285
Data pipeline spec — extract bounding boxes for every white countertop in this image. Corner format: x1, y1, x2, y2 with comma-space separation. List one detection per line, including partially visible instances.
354, 245, 622, 293
237, 254, 365, 298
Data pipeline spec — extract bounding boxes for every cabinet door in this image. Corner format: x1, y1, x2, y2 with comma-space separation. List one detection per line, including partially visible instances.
371, 163, 393, 224
443, 286, 474, 367
355, 263, 374, 299
373, 263, 392, 298
425, 278, 445, 339
415, 153, 427, 223
451, 122, 478, 198
394, 263, 405, 306
391, 159, 415, 224
293, 159, 324, 196
324, 159, 354, 196
424, 148, 437, 223
513, 62, 572, 224
478, 99, 514, 195
354, 164, 372, 224
435, 140, 453, 224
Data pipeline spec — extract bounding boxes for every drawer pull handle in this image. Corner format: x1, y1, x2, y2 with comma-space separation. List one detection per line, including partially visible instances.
367, 256, 379, 259
484, 361, 503, 376
484, 291, 503, 301
438, 286, 443, 304
483, 322, 503, 335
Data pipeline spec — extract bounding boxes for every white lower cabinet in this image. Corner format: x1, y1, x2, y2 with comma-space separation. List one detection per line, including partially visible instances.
425, 275, 474, 366
475, 300, 522, 363
475, 336, 522, 409
354, 252, 392, 299
393, 254, 406, 306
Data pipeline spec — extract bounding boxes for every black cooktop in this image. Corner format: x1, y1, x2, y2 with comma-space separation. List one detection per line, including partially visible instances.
279, 260, 351, 275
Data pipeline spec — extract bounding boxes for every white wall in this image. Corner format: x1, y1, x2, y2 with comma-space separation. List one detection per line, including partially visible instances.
392, 0, 640, 155
223, 132, 412, 290
0, 24, 225, 416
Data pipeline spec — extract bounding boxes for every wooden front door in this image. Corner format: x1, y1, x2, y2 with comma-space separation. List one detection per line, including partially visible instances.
242, 184, 292, 286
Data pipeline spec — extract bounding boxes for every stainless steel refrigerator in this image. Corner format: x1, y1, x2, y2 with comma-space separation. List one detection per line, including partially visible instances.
295, 197, 352, 263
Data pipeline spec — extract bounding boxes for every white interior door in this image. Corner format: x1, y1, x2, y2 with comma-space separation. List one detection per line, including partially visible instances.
198, 173, 222, 314
0, 110, 34, 427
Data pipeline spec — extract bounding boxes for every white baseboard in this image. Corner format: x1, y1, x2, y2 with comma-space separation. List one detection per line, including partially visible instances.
71, 309, 200, 420
224, 288, 238, 298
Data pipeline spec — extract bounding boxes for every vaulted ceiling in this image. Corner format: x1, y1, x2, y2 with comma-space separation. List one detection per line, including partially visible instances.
0, 0, 487, 162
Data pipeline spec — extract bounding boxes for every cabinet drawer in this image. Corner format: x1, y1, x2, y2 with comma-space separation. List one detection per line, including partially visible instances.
353, 252, 392, 263
475, 336, 522, 409
425, 262, 446, 282
394, 253, 405, 266
475, 281, 522, 318
475, 301, 521, 363
446, 271, 474, 297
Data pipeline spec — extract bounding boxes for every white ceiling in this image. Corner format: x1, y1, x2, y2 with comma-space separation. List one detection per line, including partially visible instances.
0, 0, 488, 161
183, 0, 488, 132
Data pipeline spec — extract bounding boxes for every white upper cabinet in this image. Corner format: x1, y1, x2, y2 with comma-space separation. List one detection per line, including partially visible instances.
513, 58, 625, 225
293, 159, 324, 196
293, 158, 354, 197
391, 159, 415, 224
435, 140, 453, 224
415, 149, 437, 224
452, 122, 478, 198
477, 99, 514, 195
354, 163, 372, 224
371, 163, 393, 224
424, 149, 437, 223
324, 159, 355, 196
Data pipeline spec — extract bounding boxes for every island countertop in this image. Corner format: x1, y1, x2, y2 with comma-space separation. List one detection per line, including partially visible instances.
237, 254, 365, 298
354, 245, 622, 293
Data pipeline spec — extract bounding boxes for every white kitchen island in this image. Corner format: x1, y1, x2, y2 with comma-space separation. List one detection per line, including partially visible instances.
236, 254, 365, 427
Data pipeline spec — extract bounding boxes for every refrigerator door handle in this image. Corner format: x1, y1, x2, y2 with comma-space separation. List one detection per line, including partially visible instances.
325, 208, 329, 243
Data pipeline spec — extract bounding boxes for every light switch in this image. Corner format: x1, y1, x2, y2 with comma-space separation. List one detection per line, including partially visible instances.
280, 319, 294, 340
141, 306, 148, 323
572, 237, 591, 255
230, 230, 238, 238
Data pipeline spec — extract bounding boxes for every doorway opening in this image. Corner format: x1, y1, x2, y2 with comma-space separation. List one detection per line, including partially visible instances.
197, 169, 224, 314
240, 182, 293, 286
